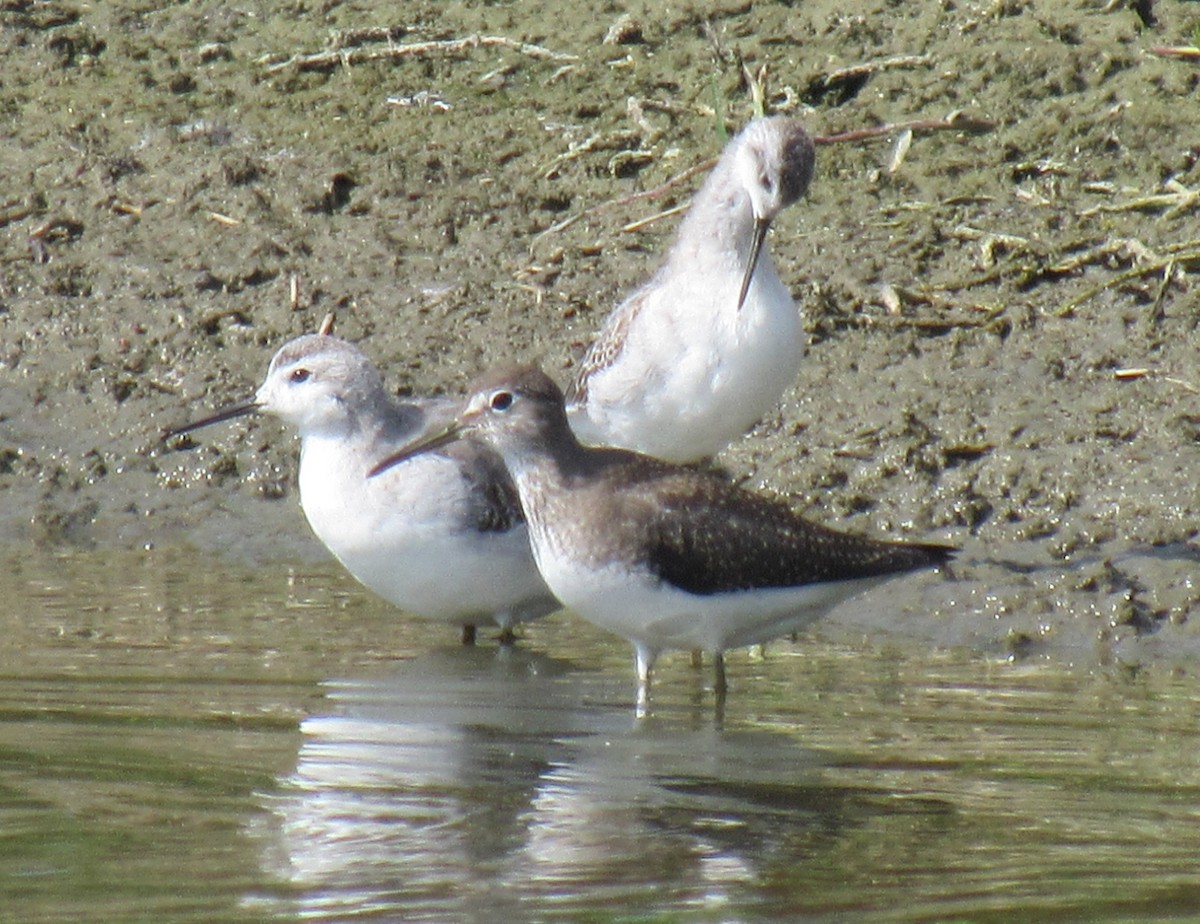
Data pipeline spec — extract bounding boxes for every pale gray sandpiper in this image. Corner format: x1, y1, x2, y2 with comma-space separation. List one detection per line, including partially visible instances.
566, 117, 816, 463
370, 366, 954, 707
165, 334, 559, 644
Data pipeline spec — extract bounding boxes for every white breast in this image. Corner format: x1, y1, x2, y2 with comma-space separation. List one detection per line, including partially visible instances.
297, 433, 552, 627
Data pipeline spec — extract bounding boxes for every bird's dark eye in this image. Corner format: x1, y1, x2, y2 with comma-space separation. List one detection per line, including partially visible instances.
290, 368, 311, 384
490, 390, 514, 412
759, 172, 774, 194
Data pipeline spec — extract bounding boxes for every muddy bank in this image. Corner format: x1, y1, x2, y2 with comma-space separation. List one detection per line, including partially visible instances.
1, 1, 1197, 663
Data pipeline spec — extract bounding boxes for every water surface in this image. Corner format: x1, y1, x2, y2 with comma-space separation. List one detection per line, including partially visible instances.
1, 547, 1197, 922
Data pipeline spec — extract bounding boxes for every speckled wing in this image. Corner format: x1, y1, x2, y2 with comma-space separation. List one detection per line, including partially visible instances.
451, 439, 526, 534
565, 283, 651, 406
637, 475, 954, 595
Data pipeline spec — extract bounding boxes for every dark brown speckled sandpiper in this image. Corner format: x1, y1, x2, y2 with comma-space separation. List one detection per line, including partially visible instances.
370, 366, 954, 709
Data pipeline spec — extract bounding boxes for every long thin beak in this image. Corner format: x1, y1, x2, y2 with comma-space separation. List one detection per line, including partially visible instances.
736, 216, 770, 311
162, 400, 259, 441
368, 423, 463, 478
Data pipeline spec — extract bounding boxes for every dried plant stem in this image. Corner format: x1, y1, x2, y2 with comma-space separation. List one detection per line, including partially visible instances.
264, 33, 577, 74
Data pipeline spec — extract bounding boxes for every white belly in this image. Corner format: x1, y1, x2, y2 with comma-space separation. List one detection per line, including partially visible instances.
297, 436, 554, 628
570, 263, 802, 462
535, 545, 882, 657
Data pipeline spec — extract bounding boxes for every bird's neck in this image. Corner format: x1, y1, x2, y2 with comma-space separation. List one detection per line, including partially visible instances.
299, 391, 421, 455
501, 424, 604, 501
668, 160, 754, 269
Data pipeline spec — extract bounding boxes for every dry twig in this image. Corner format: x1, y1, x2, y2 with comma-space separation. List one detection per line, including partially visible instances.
264, 33, 577, 74
541, 129, 642, 180
531, 155, 716, 248
1056, 243, 1200, 317
1079, 181, 1200, 219
620, 202, 689, 234
1148, 46, 1200, 61
816, 111, 993, 145
819, 54, 932, 86
1048, 238, 1160, 277
1114, 368, 1200, 394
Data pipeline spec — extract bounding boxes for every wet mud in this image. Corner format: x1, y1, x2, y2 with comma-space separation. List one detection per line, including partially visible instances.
1, 1, 1197, 664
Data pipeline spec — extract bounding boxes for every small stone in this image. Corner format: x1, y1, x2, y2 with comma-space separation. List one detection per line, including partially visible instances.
603, 14, 644, 46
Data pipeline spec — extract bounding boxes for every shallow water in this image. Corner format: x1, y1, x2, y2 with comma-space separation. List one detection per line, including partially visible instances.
2, 547, 1199, 923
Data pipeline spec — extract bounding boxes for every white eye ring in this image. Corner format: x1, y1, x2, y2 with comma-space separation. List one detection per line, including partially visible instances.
490, 390, 514, 412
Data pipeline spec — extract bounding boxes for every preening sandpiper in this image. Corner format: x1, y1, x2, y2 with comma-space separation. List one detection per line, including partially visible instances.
567, 117, 816, 463
165, 334, 558, 644
371, 366, 954, 708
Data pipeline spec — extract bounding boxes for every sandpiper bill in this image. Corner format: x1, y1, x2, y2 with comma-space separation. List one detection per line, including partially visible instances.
165, 334, 559, 644
567, 117, 816, 462
371, 366, 954, 707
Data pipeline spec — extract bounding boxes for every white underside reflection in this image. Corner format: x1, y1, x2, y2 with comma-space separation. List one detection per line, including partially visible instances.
254, 646, 949, 920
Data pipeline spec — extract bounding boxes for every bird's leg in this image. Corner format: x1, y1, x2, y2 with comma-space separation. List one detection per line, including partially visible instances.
636, 684, 650, 719
635, 644, 657, 715
713, 651, 727, 698
460, 624, 477, 646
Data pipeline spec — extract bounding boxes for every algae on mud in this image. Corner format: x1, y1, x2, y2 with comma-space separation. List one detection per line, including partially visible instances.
0, 1, 1197, 663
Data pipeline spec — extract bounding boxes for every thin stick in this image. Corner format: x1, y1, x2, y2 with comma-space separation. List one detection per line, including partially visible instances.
1080, 186, 1200, 218
815, 112, 994, 145
620, 202, 689, 234
1113, 368, 1200, 394
1056, 249, 1200, 317
1046, 238, 1158, 277
1148, 46, 1200, 61
820, 54, 931, 86
264, 33, 577, 74
1147, 259, 1174, 326
1163, 376, 1200, 394
530, 156, 716, 248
